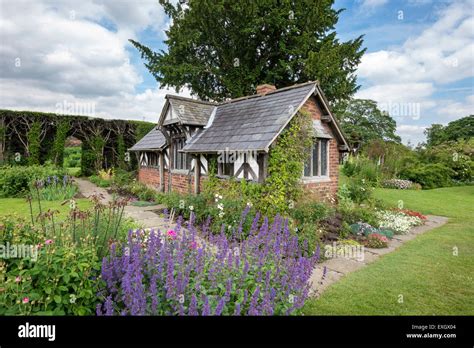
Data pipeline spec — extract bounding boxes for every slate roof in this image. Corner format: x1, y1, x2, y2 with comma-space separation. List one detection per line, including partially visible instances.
129, 127, 166, 151
164, 96, 215, 126
182, 82, 316, 153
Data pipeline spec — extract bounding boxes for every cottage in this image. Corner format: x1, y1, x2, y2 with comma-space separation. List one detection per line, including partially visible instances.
129, 81, 349, 199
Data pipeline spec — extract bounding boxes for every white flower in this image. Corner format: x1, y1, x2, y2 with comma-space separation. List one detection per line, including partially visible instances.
214, 193, 219, 198
217, 203, 224, 210
189, 205, 194, 211
69, 294, 77, 304
246, 202, 253, 207
218, 211, 225, 218
219, 195, 223, 199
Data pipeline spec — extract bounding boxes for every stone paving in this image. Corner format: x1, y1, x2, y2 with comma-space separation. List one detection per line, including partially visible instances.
74, 177, 170, 230
309, 215, 449, 297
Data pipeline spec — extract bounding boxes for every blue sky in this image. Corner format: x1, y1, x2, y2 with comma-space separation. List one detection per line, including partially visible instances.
1, 0, 472, 145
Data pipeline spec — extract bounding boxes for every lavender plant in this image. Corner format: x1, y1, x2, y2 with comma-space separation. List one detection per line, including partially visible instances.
98, 208, 319, 316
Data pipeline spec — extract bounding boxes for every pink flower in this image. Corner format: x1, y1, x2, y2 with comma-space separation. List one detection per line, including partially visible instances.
22, 297, 29, 304
15, 276, 21, 283
189, 241, 197, 249
36, 243, 43, 249
45, 239, 53, 245
167, 230, 177, 240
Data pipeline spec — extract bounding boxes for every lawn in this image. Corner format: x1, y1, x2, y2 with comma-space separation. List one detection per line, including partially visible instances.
0, 198, 92, 221
302, 185, 474, 315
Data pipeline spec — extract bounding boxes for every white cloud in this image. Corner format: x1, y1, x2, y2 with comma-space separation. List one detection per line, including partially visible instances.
396, 124, 427, 145
359, 0, 388, 10
356, 0, 473, 143
436, 94, 474, 121
0, 0, 179, 121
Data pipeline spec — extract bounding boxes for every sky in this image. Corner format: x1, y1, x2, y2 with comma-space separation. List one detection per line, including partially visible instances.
0, 0, 472, 145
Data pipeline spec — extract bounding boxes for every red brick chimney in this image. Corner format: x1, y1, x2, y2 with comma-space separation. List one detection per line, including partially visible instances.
256, 84, 276, 95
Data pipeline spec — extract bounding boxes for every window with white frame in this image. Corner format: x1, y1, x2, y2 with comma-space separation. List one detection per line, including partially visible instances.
304, 138, 329, 177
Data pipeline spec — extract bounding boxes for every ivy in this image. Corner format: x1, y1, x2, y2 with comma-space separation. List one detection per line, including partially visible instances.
261, 111, 313, 214
51, 120, 70, 166
27, 120, 41, 165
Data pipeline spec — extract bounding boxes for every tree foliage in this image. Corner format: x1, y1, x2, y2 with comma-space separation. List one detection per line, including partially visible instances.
130, 0, 365, 103
27, 121, 41, 165
424, 115, 474, 147
333, 99, 401, 152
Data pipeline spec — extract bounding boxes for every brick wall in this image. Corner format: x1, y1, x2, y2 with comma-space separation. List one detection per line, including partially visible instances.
300, 97, 340, 202
138, 167, 161, 190
138, 166, 207, 195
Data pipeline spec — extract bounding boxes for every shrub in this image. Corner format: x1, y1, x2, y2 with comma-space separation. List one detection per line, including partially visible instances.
399, 163, 455, 189
365, 233, 389, 248
0, 165, 67, 198
344, 178, 373, 204
97, 213, 318, 316
290, 201, 331, 225
336, 198, 379, 227
342, 155, 380, 183
89, 175, 111, 188
111, 169, 135, 187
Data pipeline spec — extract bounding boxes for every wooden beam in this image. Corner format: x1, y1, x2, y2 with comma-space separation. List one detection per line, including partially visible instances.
194, 155, 201, 194
159, 151, 164, 192
247, 163, 257, 181
257, 153, 268, 183
168, 143, 173, 193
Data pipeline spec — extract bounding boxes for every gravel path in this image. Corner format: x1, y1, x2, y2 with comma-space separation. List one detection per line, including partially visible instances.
74, 177, 170, 230
308, 215, 449, 297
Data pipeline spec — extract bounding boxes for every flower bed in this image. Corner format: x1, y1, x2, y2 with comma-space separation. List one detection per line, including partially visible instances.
97, 212, 319, 316
375, 210, 424, 234
381, 179, 421, 190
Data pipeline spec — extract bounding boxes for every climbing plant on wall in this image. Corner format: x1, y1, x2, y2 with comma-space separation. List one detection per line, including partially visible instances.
261, 110, 313, 214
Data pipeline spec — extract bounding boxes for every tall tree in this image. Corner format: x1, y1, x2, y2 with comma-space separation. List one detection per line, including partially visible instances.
424, 115, 474, 147
130, 0, 365, 103
332, 99, 401, 152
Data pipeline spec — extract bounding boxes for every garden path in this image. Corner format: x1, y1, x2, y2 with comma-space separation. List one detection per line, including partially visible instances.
308, 215, 449, 297
74, 177, 170, 231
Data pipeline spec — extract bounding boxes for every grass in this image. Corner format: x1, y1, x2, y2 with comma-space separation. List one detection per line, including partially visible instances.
0, 197, 92, 221
303, 185, 474, 315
